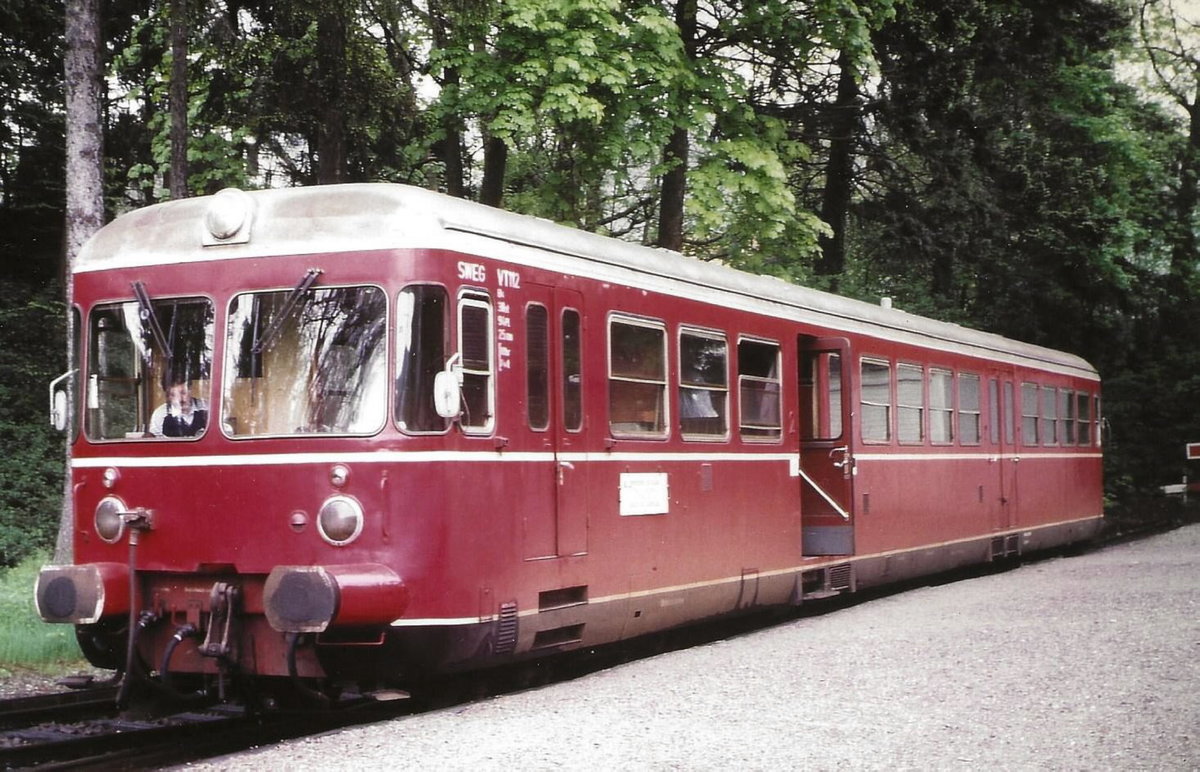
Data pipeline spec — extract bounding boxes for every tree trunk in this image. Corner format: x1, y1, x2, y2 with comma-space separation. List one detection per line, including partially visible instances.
427, 0, 465, 196
440, 69, 466, 197
59, 0, 105, 563
1171, 98, 1200, 284
169, 0, 189, 199
316, 3, 348, 184
479, 134, 507, 207
816, 49, 859, 280
656, 0, 697, 252
658, 126, 688, 251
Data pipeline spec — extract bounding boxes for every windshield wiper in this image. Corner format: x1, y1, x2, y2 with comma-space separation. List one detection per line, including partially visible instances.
252, 268, 323, 356
131, 280, 172, 360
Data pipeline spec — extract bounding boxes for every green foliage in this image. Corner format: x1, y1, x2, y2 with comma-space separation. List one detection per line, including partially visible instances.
4, 0, 1200, 506
0, 552, 82, 666
436, 0, 689, 226
855, 0, 1166, 351
0, 281, 66, 567
0, 0, 67, 282
104, 0, 431, 200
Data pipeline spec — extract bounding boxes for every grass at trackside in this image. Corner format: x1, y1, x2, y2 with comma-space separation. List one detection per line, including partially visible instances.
0, 552, 86, 674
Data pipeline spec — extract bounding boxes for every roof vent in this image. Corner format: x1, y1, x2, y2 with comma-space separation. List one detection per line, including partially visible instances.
880, 296, 893, 309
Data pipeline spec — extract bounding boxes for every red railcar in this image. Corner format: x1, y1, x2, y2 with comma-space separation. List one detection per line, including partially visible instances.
37, 184, 1102, 696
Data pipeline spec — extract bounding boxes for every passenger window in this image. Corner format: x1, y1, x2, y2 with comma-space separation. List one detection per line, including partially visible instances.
959, 373, 981, 445
459, 293, 494, 432
988, 379, 1000, 444
1077, 392, 1093, 445
1042, 386, 1058, 445
897, 364, 924, 444
800, 351, 842, 440
930, 368, 953, 444
860, 358, 891, 442
1020, 382, 1040, 445
738, 338, 782, 441
679, 329, 728, 439
1004, 382, 1015, 444
527, 304, 549, 431
609, 317, 667, 437
562, 309, 583, 432
1061, 390, 1076, 445
395, 285, 449, 434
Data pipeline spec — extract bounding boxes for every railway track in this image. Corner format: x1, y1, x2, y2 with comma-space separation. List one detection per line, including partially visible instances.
0, 686, 120, 730
0, 685, 413, 769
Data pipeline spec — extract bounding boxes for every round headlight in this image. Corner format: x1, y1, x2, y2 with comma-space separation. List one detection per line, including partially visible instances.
205, 188, 251, 240
317, 495, 363, 546
95, 496, 126, 544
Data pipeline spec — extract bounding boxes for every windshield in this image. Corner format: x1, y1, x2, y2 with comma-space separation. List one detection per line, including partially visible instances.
222, 285, 387, 436
85, 297, 215, 441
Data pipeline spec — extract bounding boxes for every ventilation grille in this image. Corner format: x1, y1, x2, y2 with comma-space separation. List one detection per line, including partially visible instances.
495, 602, 519, 655
829, 563, 853, 591
991, 535, 1020, 559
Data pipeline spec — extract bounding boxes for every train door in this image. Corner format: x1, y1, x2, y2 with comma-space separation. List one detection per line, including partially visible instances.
798, 336, 854, 556
522, 284, 588, 559
988, 371, 1018, 530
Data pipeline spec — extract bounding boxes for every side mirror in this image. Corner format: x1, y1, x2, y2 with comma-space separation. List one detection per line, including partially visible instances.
433, 353, 463, 420
48, 370, 76, 432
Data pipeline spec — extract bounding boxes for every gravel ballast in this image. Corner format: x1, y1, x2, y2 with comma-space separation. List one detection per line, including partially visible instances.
187, 524, 1199, 770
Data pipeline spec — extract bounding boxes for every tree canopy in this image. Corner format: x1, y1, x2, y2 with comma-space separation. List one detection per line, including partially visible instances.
0, 0, 1198, 562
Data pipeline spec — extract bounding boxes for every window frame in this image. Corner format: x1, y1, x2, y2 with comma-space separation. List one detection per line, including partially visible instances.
457, 289, 495, 435
223, 282, 389, 439
561, 307, 584, 433
607, 314, 669, 439
859, 357, 893, 444
1021, 382, 1040, 446
395, 283, 451, 436
896, 362, 925, 445
988, 378, 1001, 445
525, 302, 550, 432
929, 367, 954, 445
800, 348, 844, 441
737, 336, 783, 443
1077, 391, 1093, 446
678, 326, 730, 442
958, 372, 982, 446
1041, 385, 1058, 446
1060, 389, 1076, 446
86, 294, 217, 443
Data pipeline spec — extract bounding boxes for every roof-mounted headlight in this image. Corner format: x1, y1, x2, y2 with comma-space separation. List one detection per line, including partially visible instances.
202, 188, 253, 245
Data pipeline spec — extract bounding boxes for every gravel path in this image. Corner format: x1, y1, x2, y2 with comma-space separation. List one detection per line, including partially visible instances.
186, 525, 1200, 770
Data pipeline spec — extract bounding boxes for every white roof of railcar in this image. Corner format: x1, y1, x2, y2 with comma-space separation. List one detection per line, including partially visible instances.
75, 183, 1098, 380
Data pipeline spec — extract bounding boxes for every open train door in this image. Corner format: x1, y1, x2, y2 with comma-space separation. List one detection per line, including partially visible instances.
798, 336, 854, 556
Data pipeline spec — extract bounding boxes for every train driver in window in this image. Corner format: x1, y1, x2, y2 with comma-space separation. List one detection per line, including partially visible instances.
149, 372, 209, 437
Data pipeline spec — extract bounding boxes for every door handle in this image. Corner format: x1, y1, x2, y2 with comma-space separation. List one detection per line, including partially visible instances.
557, 461, 575, 485
829, 446, 849, 468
